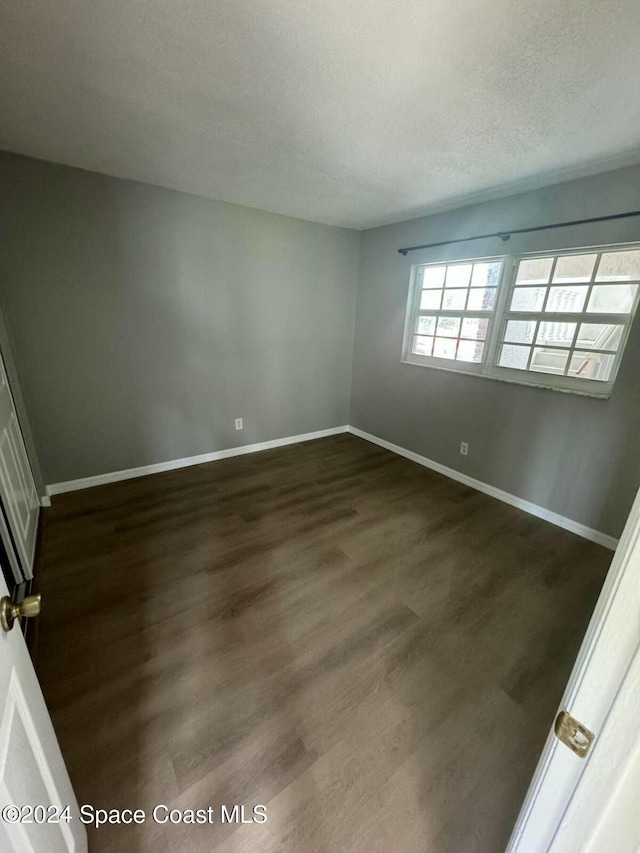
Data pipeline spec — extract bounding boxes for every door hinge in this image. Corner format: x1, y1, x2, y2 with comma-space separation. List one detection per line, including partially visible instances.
554, 710, 595, 758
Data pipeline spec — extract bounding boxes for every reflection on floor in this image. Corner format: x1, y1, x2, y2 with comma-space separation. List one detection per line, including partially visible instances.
35, 434, 610, 852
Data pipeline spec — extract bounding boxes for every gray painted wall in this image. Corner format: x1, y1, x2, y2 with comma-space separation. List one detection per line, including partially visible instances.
1, 151, 639, 538
351, 165, 640, 538
0, 152, 359, 485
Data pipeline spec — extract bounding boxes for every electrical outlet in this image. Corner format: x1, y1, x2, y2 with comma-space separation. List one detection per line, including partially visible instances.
460, 441, 469, 456
235, 418, 243, 431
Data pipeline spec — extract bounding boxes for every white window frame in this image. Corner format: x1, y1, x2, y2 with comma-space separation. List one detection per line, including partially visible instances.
401, 243, 640, 399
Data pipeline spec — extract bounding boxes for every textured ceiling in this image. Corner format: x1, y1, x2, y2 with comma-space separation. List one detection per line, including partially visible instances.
1, 0, 640, 229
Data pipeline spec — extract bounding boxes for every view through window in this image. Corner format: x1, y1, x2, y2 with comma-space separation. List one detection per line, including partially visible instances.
404, 246, 640, 395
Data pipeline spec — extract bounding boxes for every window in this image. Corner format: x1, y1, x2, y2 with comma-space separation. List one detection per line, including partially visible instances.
409, 258, 503, 365
403, 245, 640, 396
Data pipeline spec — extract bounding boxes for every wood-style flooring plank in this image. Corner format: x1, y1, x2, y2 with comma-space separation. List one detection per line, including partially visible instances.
35, 434, 611, 852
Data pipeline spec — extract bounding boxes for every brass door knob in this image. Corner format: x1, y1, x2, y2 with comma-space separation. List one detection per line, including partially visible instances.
0, 594, 41, 632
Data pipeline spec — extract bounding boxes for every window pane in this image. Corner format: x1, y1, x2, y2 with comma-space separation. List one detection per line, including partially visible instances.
504, 320, 535, 344
516, 257, 553, 285
545, 285, 588, 313
529, 348, 569, 375
412, 335, 434, 356
552, 254, 596, 283
587, 284, 638, 314
498, 344, 530, 369
442, 289, 467, 310
411, 258, 502, 368
596, 250, 640, 282
461, 317, 488, 340
510, 287, 546, 312
467, 288, 496, 310
445, 264, 472, 288
576, 323, 624, 351
471, 262, 501, 287
457, 340, 484, 363
422, 266, 446, 288
420, 289, 442, 310
416, 316, 436, 335
433, 338, 457, 359
436, 317, 461, 337
567, 351, 615, 381
536, 322, 576, 347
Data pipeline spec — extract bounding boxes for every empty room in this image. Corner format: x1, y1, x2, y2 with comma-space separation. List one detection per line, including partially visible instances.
1, 1, 640, 852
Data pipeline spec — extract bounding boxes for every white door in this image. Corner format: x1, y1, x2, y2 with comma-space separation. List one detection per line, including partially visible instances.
508, 485, 640, 851
0, 572, 87, 852
549, 640, 640, 852
0, 353, 39, 580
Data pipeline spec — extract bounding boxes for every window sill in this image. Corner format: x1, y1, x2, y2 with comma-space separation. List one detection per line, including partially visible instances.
400, 358, 612, 399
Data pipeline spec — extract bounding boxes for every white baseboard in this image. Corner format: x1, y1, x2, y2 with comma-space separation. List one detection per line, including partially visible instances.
46, 426, 349, 496
44, 422, 619, 551
348, 426, 618, 551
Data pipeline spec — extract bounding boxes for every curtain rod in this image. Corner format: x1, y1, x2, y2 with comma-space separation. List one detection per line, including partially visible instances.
397, 209, 640, 256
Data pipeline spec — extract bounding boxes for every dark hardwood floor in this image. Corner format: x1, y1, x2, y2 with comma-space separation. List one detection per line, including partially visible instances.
34, 434, 611, 852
